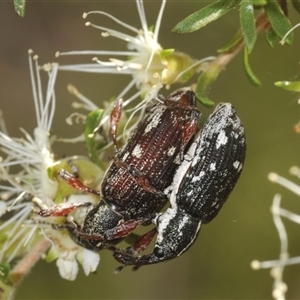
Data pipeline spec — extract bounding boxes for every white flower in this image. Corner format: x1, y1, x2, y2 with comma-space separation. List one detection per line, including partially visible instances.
0, 50, 100, 281
56, 0, 204, 138
55, 246, 100, 281
44, 214, 100, 281
0, 50, 58, 263
251, 167, 300, 300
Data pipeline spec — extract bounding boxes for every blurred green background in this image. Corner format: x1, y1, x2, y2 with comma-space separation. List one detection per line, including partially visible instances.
1, 0, 300, 299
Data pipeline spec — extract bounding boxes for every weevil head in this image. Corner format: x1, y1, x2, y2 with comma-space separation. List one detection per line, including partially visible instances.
150, 207, 202, 262
113, 207, 202, 267
68, 201, 123, 251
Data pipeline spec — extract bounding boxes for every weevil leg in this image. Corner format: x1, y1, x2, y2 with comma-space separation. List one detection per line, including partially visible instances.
132, 265, 140, 272
112, 250, 142, 273
128, 227, 157, 254
111, 227, 157, 273
33, 216, 78, 231
69, 227, 106, 241
37, 201, 92, 217
113, 265, 124, 275
66, 217, 151, 242
58, 169, 101, 196
104, 217, 151, 240
67, 158, 79, 178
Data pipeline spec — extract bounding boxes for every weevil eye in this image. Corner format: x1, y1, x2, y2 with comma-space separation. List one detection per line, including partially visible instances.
154, 247, 164, 258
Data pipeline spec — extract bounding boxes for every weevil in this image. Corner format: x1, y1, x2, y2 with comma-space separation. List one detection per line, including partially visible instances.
113, 102, 246, 271
38, 88, 201, 251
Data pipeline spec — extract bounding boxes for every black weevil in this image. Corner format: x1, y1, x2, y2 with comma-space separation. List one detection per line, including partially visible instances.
113, 102, 246, 271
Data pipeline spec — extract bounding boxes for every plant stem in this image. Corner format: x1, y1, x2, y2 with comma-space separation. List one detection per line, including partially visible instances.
9, 239, 51, 286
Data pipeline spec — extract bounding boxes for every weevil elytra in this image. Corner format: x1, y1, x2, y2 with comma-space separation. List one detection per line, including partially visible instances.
113, 102, 246, 271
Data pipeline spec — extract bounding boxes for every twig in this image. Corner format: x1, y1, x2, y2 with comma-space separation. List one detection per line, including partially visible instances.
8, 238, 51, 286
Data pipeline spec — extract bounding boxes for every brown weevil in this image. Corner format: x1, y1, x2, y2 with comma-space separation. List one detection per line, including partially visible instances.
38, 87, 201, 251
113, 102, 246, 271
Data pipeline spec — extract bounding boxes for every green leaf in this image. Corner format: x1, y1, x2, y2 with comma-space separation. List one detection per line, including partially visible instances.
195, 64, 224, 108
264, 0, 293, 45
195, 91, 215, 108
195, 72, 216, 108
14, 0, 26, 17
160, 48, 174, 59
292, 0, 300, 14
84, 109, 104, 167
218, 30, 243, 52
173, 0, 241, 33
240, 1, 256, 53
0, 263, 11, 284
265, 26, 278, 47
252, 0, 267, 6
243, 48, 262, 86
274, 81, 300, 92
48, 157, 104, 204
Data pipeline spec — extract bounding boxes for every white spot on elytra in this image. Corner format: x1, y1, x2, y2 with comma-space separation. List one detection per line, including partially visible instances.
132, 144, 142, 158
238, 163, 243, 172
233, 160, 240, 169
187, 190, 193, 196
173, 154, 181, 165
144, 106, 164, 133
233, 160, 243, 172
192, 171, 205, 182
216, 130, 228, 149
167, 146, 176, 156
210, 162, 216, 171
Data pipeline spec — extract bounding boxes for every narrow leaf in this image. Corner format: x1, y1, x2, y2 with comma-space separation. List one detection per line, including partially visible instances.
84, 109, 104, 167
275, 81, 300, 92
218, 30, 243, 53
194, 63, 224, 108
292, 0, 300, 14
243, 48, 262, 87
173, 0, 241, 33
195, 92, 215, 108
265, 26, 278, 47
264, 0, 293, 45
14, 0, 26, 17
240, 1, 256, 53
160, 48, 174, 59
252, 0, 267, 6
0, 263, 11, 284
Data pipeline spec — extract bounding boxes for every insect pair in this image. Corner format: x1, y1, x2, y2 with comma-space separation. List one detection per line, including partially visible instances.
37, 87, 246, 272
